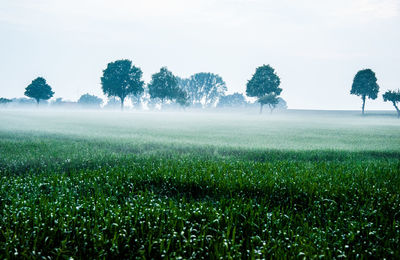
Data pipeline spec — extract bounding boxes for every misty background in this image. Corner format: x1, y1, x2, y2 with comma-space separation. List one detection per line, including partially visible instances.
1, 0, 399, 110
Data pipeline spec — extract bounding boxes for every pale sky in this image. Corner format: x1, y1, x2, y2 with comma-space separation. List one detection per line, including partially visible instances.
1, 0, 399, 109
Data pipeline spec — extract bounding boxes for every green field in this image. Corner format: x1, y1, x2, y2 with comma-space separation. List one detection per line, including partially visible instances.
0, 110, 399, 258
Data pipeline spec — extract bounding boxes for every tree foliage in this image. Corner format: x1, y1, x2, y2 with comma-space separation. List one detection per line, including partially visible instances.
217, 93, 247, 108
383, 89, 400, 118
246, 65, 281, 98
178, 73, 227, 108
0, 98, 12, 105
24, 77, 54, 105
103, 97, 121, 110
350, 69, 379, 115
78, 94, 103, 108
175, 89, 190, 107
258, 93, 280, 113
101, 59, 144, 110
148, 67, 187, 106
276, 97, 288, 110
246, 65, 282, 113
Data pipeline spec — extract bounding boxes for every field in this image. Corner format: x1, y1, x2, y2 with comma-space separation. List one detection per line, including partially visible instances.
0, 109, 399, 258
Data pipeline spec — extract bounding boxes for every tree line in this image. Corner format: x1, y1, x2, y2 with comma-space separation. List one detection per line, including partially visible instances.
1, 59, 399, 116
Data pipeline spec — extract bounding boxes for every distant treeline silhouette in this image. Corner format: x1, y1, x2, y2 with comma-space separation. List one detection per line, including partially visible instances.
1, 60, 399, 116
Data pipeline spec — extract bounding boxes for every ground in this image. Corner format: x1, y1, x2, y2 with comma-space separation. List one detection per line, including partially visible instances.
0, 109, 399, 258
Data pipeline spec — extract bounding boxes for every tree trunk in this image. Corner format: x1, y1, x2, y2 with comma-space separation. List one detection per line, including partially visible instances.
269, 105, 274, 114
36, 99, 40, 107
361, 95, 366, 115
393, 102, 400, 118
120, 97, 124, 111
259, 103, 263, 114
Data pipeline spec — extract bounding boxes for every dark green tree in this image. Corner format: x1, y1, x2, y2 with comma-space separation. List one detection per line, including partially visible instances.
246, 64, 282, 113
148, 67, 185, 106
24, 77, 54, 105
101, 59, 144, 110
78, 93, 103, 108
350, 69, 379, 115
383, 90, 400, 118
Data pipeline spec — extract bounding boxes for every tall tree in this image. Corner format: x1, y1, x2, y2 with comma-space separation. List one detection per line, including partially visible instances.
24, 77, 54, 105
246, 64, 282, 113
383, 90, 400, 118
350, 69, 379, 115
148, 67, 185, 106
178, 73, 227, 108
101, 59, 144, 110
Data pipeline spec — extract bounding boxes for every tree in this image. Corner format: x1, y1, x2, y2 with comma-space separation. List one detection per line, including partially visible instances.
101, 59, 144, 110
148, 67, 184, 105
78, 93, 103, 108
246, 64, 282, 113
258, 93, 279, 113
24, 77, 54, 105
178, 73, 227, 108
383, 90, 400, 118
104, 97, 121, 110
0, 98, 12, 105
350, 69, 379, 115
11, 98, 36, 106
176, 89, 190, 107
276, 97, 288, 110
217, 93, 247, 108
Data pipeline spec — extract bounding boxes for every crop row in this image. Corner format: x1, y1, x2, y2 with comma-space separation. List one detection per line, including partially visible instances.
1, 147, 399, 258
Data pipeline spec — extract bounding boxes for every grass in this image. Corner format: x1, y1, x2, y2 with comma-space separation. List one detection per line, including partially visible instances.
0, 109, 399, 258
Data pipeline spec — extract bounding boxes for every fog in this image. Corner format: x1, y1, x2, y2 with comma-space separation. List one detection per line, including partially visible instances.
1, 108, 399, 152
1, 0, 399, 110
2, 1, 400, 258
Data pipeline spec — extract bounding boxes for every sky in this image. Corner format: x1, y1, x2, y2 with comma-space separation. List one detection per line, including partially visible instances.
0, 0, 399, 110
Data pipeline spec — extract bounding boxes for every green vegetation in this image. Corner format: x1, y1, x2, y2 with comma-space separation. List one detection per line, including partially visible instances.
350, 69, 380, 115
383, 89, 400, 118
0, 110, 399, 258
101, 59, 145, 110
246, 64, 282, 114
24, 77, 54, 105
148, 67, 186, 106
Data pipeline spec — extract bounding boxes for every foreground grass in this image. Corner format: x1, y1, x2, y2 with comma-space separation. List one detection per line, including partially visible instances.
0, 110, 399, 258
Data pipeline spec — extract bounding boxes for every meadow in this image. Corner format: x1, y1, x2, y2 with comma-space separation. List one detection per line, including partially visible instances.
0, 109, 399, 258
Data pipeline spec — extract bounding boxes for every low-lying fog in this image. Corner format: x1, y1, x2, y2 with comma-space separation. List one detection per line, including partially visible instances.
0, 108, 399, 152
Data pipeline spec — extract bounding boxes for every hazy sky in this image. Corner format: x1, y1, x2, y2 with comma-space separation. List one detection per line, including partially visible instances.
1, 0, 399, 109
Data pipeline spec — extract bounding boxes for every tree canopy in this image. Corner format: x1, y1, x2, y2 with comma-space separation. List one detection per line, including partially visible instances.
178, 73, 227, 108
101, 59, 144, 110
246, 65, 282, 113
383, 90, 400, 118
0, 98, 12, 105
258, 93, 280, 113
350, 69, 379, 115
78, 93, 103, 108
217, 93, 247, 108
148, 67, 186, 106
24, 77, 54, 105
